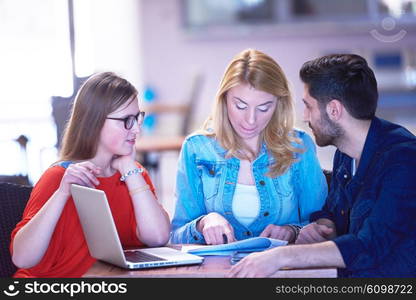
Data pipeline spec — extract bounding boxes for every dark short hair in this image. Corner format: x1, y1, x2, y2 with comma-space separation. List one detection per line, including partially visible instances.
300, 54, 378, 120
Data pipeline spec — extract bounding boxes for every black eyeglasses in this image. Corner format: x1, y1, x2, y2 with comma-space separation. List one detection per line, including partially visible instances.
107, 111, 145, 130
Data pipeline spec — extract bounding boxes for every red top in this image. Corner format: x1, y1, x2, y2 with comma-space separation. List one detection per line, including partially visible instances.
10, 163, 155, 278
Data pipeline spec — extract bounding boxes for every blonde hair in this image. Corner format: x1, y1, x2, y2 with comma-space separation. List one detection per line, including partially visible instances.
59, 72, 138, 162
202, 49, 302, 177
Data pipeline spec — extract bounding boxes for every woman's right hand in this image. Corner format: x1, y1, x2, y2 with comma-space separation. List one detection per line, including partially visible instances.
58, 161, 101, 196
197, 212, 236, 245
295, 221, 335, 244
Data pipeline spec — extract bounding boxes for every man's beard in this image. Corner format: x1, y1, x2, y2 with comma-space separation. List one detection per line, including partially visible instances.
309, 112, 344, 147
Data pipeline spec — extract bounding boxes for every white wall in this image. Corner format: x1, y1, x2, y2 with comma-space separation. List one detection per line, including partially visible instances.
87, 0, 143, 90
139, 0, 416, 170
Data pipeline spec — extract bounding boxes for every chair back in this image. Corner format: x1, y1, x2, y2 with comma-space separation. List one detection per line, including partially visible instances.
143, 72, 204, 136
180, 72, 204, 136
0, 182, 32, 277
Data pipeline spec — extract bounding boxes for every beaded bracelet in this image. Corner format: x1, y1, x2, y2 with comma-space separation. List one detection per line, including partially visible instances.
120, 167, 144, 181
129, 184, 150, 196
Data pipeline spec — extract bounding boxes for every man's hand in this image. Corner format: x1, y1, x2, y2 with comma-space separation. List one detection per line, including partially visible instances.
228, 248, 281, 277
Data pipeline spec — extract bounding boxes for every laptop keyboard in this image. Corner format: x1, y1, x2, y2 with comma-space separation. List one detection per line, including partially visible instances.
124, 251, 167, 263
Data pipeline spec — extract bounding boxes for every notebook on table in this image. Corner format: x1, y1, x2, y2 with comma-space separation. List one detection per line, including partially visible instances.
184, 236, 287, 265
71, 184, 203, 269
186, 236, 288, 256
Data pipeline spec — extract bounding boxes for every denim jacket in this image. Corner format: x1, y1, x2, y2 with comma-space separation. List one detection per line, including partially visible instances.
311, 117, 416, 277
171, 130, 327, 244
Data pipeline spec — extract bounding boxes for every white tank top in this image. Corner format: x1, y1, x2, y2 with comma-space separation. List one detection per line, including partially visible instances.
232, 183, 260, 227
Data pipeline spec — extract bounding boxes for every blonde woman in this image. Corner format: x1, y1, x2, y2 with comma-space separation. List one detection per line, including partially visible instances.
171, 49, 327, 245
11, 72, 170, 277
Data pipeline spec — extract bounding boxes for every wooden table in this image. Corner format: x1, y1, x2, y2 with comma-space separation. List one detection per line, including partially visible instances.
135, 136, 185, 153
134, 135, 185, 188
83, 246, 337, 278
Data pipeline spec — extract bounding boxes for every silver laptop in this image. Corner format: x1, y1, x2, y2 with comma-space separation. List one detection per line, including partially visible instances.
71, 184, 203, 269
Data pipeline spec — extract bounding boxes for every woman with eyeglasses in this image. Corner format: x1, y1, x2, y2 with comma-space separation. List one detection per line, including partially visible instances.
10, 72, 170, 277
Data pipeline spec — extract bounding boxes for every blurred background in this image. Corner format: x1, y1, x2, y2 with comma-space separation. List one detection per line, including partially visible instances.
1, 0, 415, 217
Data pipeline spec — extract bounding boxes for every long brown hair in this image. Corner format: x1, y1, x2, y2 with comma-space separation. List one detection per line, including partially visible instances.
202, 49, 302, 177
59, 72, 138, 162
